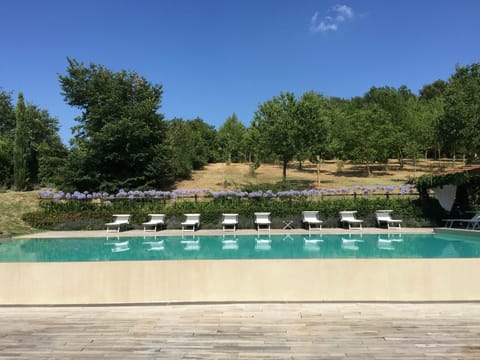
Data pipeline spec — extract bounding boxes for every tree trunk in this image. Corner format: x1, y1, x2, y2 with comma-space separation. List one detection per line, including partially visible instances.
282, 160, 287, 180
398, 150, 404, 169
316, 156, 320, 187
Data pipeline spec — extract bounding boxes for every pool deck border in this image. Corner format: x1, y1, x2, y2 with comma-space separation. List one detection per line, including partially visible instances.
14, 226, 436, 239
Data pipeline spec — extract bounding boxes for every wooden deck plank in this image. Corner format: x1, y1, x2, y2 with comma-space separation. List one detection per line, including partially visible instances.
0, 303, 480, 358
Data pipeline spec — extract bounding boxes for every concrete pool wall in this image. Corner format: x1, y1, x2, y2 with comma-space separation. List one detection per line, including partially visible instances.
1, 257, 480, 305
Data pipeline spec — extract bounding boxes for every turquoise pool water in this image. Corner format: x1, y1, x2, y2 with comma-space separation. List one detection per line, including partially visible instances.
1, 233, 480, 262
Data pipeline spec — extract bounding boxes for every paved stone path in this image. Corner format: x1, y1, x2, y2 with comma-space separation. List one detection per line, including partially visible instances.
1, 303, 480, 359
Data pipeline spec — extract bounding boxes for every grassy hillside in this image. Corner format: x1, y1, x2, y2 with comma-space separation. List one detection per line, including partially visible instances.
174, 159, 447, 191
0, 191, 40, 235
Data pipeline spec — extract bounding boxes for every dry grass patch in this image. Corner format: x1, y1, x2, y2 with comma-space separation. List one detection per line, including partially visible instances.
0, 191, 40, 235
175, 159, 446, 191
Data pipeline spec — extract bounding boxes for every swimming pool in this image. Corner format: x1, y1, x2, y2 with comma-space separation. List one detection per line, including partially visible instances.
2, 231, 480, 304
1, 233, 479, 262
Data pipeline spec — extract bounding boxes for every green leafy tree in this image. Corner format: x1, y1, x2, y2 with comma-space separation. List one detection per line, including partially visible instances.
37, 136, 69, 187
13, 92, 28, 190
24, 106, 67, 186
155, 117, 219, 185
362, 86, 420, 168
438, 63, 480, 163
0, 90, 15, 187
253, 92, 299, 180
243, 125, 261, 164
217, 113, 247, 163
0, 90, 66, 188
0, 90, 15, 134
418, 80, 446, 160
419, 80, 447, 101
0, 138, 13, 187
342, 104, 393, 175
163, 118, 195, 180
58, 58, 167, 191
186, 118, 219, 168
405, 96, 442, 160
325, 97, 352, 159
295, 92, 330, 167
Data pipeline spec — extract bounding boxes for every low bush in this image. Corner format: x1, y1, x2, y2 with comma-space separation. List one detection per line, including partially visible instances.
22, 196, 444, 230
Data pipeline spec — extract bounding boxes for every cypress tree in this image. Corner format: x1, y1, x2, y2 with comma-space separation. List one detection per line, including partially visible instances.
13, 92, 28, 190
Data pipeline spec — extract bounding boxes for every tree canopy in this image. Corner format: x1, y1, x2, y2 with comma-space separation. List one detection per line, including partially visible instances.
438, 63, 480, 162
217, 113, 247, 163
58, 58, 168, 191
252, 92, 300, 180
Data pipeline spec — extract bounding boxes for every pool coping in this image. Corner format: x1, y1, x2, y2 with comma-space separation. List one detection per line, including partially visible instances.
14, 227, 436, 239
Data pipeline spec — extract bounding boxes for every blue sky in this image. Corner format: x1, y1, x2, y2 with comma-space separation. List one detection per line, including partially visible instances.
1, 0, 479, 143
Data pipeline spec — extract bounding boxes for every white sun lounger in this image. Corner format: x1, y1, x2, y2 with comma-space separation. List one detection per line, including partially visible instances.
254, 212, 271, 232
302, 211, 323, 231
105, 214, 131, 233
443, 212, 480, 230
181, 213, 200, 232
375, 210, 402, 230
339, 211, 363, 230
222, 213, 238, 232
142, 214, 166, 232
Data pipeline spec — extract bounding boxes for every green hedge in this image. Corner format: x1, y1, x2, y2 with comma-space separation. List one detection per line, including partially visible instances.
22, 196, 446, 230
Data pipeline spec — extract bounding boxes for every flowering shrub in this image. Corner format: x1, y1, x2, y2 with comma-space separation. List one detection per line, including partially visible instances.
23, 194, 437, 231
37, 184, 418, 201
23, 184, 430, 231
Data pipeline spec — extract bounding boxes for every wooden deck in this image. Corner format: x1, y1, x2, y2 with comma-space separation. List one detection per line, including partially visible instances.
1, 303, 480, 359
